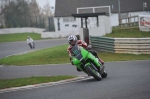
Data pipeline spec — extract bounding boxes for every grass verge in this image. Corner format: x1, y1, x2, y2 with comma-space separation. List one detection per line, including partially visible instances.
104, 28, 150, 38
0, 44, 69, 66
0, 44, 150, 66
0, 76, 76, 89
0, 33, 46, 42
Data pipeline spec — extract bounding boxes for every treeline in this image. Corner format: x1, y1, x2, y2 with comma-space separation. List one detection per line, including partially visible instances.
0, 0, 54, 31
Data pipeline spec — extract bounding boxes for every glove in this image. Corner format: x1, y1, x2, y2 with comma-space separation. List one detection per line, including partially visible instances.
71, 60, 74, 65
78, 44, 82, 46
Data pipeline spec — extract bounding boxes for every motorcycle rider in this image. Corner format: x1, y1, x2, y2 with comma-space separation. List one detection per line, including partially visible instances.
27, 36, 35, 49
67, 35, 104, 70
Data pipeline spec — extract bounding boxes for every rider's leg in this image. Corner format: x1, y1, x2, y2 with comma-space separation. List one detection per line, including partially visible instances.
89, 50, 104, 65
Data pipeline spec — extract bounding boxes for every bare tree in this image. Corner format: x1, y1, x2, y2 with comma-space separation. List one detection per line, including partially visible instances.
43, 1, 53, 17
29, 0, 41, 27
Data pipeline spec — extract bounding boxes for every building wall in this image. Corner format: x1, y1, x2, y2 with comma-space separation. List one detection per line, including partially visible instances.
54, 17, 79, 33
0, 27, 45, 34
54, 11, 150, 34
110, 13, 119, 26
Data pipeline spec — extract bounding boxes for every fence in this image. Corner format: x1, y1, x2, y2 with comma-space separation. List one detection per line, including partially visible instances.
90, 36, 115, 53
119, 15, 139, 28
90, 36, 150, 54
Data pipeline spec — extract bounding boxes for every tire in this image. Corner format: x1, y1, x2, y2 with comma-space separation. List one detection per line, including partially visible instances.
29, 43, 32, 49
33, 42, 35, 48
101, 69, 107, 78
85, 66, 102, 81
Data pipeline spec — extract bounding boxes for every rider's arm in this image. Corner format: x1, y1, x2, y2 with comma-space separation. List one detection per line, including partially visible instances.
68, 51, 72, 57
30, 38, 34, 42
67, 46, 74, 65
67, 46, 72, 57
77, 40, 87, 48
27, 39, 29, 44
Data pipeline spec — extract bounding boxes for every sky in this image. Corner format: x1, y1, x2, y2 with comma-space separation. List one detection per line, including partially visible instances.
36, 0, 56, 8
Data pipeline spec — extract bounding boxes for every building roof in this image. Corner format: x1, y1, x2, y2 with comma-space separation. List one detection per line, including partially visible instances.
72, 12, 107, 18
55, 0, 150, 17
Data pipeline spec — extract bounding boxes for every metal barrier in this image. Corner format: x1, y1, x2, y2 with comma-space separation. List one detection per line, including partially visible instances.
90, 36, 150, 54
90, 36, 115, 53
114, 38, 150, 54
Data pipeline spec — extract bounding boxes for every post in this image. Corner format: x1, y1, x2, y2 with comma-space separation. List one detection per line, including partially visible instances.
57, 18, 60, 31
96, 16, 99, 27
118, 0, 121, 27
81, 17, 83, 28
49, 17, 51, 31
85, 17, 88, 29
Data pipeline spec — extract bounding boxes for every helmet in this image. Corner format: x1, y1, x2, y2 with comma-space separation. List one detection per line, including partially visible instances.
68, 35, 77, 46
28, 36, 30, 39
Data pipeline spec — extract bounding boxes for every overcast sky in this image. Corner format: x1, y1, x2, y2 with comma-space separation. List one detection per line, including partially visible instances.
36, 0, 56, 8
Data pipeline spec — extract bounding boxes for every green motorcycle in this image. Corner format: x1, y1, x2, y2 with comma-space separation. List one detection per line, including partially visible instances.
71, 44, 107, 81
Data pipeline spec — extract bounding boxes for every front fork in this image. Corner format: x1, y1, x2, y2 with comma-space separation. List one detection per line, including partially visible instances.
90, 61, 105, 75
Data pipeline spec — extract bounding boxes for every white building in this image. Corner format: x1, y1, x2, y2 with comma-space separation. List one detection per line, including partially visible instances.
54, 0, 150, 36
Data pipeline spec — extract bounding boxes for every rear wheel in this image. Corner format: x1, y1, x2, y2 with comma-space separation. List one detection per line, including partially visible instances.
85, 66, 102, 81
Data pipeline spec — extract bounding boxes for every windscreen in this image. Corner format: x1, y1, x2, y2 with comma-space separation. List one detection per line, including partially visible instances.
71, 45, 83, 61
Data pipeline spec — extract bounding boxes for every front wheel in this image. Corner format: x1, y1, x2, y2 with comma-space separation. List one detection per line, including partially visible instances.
85, 66, 102, 81
28, 43, 32, 49
101, 69, 107, 78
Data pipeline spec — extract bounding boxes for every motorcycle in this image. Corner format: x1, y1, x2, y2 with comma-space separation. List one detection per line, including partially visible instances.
71, 44, 107, 81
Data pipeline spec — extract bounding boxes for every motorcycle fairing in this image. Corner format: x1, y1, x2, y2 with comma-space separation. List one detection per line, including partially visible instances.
71, 45, 101, 72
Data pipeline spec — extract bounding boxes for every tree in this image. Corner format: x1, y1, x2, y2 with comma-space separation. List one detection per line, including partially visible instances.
0, 0, 30, 27
43, 1, 53, 17
42, 1, 55, 31
0, 0, 53, 29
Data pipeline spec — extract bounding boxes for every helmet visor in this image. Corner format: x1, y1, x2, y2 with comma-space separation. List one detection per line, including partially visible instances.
69, 40, 76, 46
